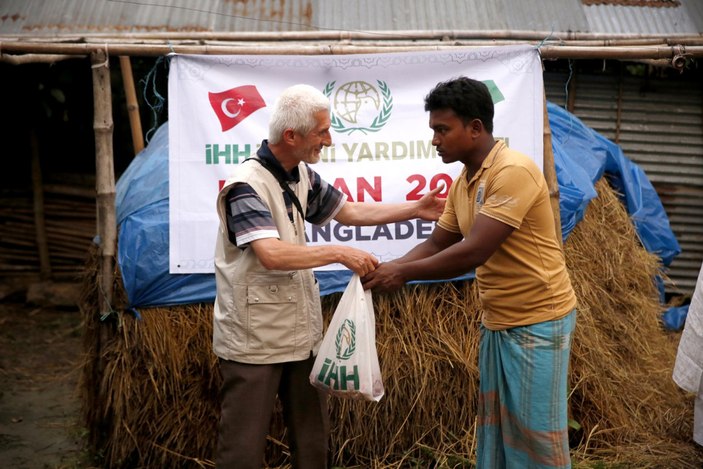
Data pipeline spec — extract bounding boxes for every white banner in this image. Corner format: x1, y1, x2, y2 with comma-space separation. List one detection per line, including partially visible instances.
168, 46, 543, 274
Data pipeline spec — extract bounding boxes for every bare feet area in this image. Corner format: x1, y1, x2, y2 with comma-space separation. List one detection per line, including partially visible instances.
0, 300, 89, 469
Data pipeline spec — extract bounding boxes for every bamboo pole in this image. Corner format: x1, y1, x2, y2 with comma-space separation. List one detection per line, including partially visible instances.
30, 128, 51, 279
91, 49, 116, 315
542, 89, 563, 245
0, 53, 85, 64
1, 40, 702, 59
4, 29, 703, 42
119, 56, 145, 155
90, 49, 115, 433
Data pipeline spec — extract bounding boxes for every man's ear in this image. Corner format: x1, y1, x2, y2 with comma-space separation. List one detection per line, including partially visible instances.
282, 128, 297, 145
469, 118, 484, 136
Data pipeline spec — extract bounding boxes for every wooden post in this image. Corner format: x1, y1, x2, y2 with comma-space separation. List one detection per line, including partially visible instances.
119, 56, 145, 155
30, 128, 51, 279
543, 89, 563, 244
91, 49, 117, 314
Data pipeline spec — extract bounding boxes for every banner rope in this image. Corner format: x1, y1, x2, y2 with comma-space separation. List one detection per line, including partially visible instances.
140, 55, 171, 143
535, 27, 556, 50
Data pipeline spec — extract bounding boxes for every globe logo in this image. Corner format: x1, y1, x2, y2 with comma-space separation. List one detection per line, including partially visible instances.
323, 80, 393, 135
334, 81, 380, 125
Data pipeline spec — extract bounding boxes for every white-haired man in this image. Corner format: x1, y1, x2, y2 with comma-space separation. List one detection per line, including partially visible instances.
213, 84, 445, 468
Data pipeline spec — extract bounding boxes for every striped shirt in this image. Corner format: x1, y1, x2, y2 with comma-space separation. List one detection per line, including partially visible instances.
225, 141, 346, 247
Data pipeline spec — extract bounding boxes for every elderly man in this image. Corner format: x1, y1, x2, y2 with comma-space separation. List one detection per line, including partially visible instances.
213, 84, 445, 469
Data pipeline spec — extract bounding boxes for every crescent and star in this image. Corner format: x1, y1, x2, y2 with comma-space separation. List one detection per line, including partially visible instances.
221, 98, 246, 118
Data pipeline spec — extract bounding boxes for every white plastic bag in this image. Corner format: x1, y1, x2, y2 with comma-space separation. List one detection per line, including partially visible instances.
310, 274, 384, 401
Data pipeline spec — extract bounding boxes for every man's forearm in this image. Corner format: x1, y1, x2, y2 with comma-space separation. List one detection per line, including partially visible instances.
336, 201, 421, 226
250, 238, 378, 276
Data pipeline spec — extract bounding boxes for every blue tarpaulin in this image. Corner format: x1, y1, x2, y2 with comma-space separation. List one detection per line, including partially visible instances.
548, 103, 680, 265
116, 103, 680, 308
662, 304, 690, 331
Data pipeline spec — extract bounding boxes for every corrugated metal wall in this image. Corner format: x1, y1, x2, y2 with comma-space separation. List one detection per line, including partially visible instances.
545, 70, 703, 295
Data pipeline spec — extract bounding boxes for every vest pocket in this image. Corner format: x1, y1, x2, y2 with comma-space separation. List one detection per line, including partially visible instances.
246, 283, 298, 351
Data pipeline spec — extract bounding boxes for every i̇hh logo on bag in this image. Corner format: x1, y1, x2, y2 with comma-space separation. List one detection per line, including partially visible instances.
310, 274, 384, 401
315, 319, 361, 392
335, 319, 356, 359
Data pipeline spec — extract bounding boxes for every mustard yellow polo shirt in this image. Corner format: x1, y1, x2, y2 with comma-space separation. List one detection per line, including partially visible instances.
438, 140, 577, 330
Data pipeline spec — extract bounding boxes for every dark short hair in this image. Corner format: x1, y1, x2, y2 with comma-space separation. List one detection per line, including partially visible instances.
424, 77, 494, 133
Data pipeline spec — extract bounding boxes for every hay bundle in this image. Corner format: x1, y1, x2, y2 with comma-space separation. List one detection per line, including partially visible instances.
80, 178, 702, 468
80, 305, 219, 466
326, 281, 481, 467
563, 177, 698, 467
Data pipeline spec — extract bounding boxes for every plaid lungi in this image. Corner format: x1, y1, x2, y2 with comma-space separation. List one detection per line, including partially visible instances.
477, 309, 576, 469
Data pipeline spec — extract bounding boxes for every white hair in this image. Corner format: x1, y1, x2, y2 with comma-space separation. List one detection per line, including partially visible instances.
268, 84, 330, 144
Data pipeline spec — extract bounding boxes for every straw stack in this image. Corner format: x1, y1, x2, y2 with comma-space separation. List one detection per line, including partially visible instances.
79, 178, 702, 468
562, 178, 697, 467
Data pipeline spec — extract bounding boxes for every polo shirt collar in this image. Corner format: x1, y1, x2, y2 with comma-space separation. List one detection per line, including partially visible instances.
481, 139, 506, 170
256, 139, 301, 183
467, 139, 506, 183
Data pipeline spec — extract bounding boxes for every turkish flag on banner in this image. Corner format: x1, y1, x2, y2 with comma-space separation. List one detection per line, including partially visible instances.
208, 85, 266, 132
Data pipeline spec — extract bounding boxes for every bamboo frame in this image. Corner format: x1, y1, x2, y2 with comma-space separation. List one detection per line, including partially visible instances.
91, 49, 116, 314
1, 39, 702, 60
3, 32, 699, 293
3, 29, 703, 42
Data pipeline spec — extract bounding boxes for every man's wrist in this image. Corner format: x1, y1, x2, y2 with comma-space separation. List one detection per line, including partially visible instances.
396, 263, 410, 283
411, 200, 422, 219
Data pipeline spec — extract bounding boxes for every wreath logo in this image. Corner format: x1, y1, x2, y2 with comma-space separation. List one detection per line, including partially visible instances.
335, 318, 356, 360
323, 80, 393, 135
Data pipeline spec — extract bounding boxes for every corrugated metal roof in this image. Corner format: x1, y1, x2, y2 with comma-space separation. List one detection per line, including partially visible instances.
0, 0, 315, 34
583, 2, 703, 34
315, 0, 588, 33
1, 0, 701, 37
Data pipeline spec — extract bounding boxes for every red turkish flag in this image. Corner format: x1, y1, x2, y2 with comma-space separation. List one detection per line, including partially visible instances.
208, 85, 266, 132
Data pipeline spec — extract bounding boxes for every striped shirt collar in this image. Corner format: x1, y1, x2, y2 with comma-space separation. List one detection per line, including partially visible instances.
257, 140, 301, 184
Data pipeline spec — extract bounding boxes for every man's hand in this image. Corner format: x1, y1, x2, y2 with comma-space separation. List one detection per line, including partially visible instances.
416, 184, 447, 221
338, 246, 379, 277
361, 262, 406, 292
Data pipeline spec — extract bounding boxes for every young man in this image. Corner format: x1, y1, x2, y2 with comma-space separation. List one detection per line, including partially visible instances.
362, 77, 578, 469
212, 84, 445, 469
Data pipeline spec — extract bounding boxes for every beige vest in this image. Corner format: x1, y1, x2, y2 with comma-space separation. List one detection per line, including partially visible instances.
213, 159, 322, 364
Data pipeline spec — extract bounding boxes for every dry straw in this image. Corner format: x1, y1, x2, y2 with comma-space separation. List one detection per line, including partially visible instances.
79, 177, 702, 468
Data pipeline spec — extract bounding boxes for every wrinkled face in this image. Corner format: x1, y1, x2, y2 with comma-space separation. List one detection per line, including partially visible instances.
293, 109, 333, 164
428, 108, 475, 164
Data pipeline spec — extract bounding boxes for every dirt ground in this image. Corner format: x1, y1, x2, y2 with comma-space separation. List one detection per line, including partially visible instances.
0, 300, 90, 469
